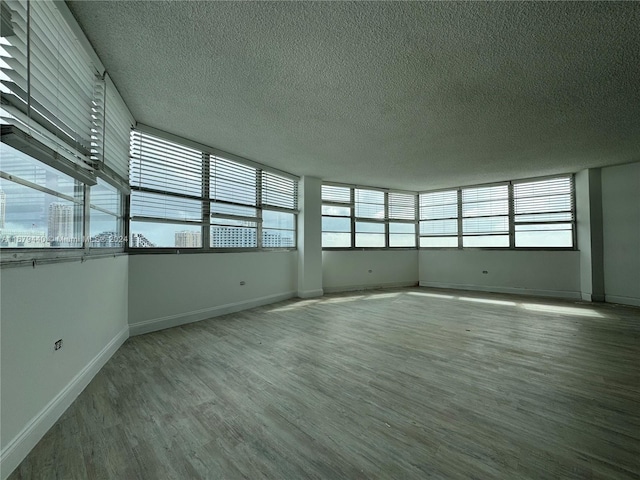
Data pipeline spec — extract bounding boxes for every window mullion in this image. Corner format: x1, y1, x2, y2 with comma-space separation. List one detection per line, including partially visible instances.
256, 169, 263, 249
457, 189, 463, 249
82, 183, 90, 251
508, 182, 515, 249
350, 187, 355, 248
384, 192, 390, 248
202, 152, 210, 250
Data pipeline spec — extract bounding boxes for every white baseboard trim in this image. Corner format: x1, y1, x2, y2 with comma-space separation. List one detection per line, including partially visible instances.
129, 291, 297, 336
297, 288, 324, 299
418, 281, 581, 300
323, 281, 418, 294
581, 293, 606, 302
0, 325, 129, 480
604, 295, 640, 308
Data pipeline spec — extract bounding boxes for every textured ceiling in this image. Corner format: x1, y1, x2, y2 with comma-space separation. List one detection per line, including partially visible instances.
67, 1, 640, 191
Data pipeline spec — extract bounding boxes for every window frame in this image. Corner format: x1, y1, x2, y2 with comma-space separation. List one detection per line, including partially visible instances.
0, 144, 126, 267
418, 174, 577, 250
321, 181, 418, 250
127, 125, 299, 253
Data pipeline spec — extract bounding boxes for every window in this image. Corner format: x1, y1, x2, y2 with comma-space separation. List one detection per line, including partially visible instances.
210, 156, 258, 248
419, 175, 575, 249
462, 184, 509, 247
89, 179, 123, 247
261, 171, 297, 248
0, 142, 83, 248
514, 176, 574, 247
322, 183, 417, 249
388, 192, 417, 247
129, 129, 298, 251
322, 185, 352, 248
419, 190, 458, 247
0, 0, 130, 260
130, 131, 203, 248
355, 189, 385, 247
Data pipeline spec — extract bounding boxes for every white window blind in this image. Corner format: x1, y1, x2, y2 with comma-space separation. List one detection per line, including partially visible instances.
1, 0, 132, 192
210, 156, 257, 207
130, 190, 202, 222
322, 185, 351, 204
29, 0, 98, 155
261, 171, 297, 210
514, 176, 574, 247
419, 190, 458, 247
462, 184, 509, 247
355, 188, 384, 219
388, 192, 416, 220
0, 0, 28, 115
130, 130, 203, 197
101, 76, 134, 186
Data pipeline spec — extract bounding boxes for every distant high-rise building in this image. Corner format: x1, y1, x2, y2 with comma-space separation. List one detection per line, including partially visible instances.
210, 226, 292, 248
130, 233, 155, 248
211, 226, 257, 248
48, 203, 73, 245
90, 231, 123, 248
0, 189, 5, 229
175, 230, 201, 248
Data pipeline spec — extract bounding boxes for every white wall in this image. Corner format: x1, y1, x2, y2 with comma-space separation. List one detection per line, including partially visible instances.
298, 177, 323, 298
575, 169, 605, 302
128, 251, 297, 335
419, 250, 581, 299
323, 250, 418, 292
0, 256, 129, 477
601, 162, 640, 306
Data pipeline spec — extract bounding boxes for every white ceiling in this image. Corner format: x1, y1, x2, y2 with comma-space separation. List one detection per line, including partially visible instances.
67, 1, 640, 191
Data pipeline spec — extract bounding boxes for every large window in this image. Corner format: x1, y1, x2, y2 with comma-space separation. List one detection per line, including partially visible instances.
0, 0, 130, 259
514, 176, 574, 247
462, 184, 509, 247
419, 189, 458, 248
129, 130, 298, 250
419, 175, 575, 249
321, 183, 417, 249
321, 185, 352, 248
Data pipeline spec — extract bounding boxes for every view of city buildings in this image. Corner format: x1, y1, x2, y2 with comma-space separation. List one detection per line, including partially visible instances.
211, 226, 294, 248
130, 233, 155, 248
47, 203, 74, 246
175, 230, 201, 248
0, 186, 294, 249
128, 226, 294, 248
90, 231, 124, 248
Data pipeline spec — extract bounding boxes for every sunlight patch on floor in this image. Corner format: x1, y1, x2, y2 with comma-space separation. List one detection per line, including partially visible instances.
520, 303, 604, 318
407, 292, 454, 299
321, 295, 365, 304
459, 297, 517, 306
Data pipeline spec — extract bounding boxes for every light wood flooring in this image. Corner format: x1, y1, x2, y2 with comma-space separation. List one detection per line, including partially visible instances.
9, 287, 640, 479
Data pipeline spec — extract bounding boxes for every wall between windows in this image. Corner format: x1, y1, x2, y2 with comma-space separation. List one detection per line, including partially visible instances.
418, 250, 581, 299
322, 250, 419, 292
0, 256, 129, 477
128, 251, 298, 335
601, 162, 640, 307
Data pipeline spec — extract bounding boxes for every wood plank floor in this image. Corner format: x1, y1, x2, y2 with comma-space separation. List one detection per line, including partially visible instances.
9, 287, 640, 479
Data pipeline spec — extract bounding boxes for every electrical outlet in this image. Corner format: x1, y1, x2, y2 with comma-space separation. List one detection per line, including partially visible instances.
54, 339, 63, 351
